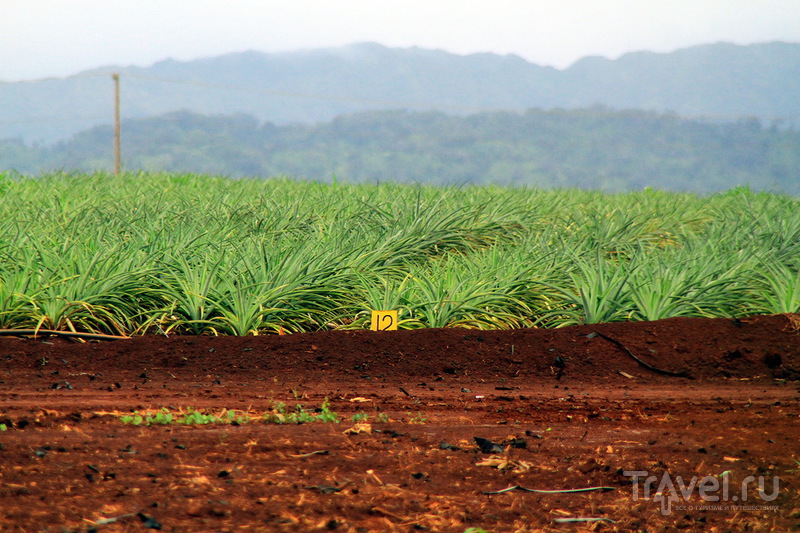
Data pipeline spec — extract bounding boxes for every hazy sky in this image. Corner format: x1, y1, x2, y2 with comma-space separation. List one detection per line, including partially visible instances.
3, 0, 800, 82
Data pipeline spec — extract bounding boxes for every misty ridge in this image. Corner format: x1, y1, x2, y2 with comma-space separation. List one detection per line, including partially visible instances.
1, 41, 799, 193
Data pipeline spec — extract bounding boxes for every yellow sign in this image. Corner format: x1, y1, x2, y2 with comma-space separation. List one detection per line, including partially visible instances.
370, 310, 398, 331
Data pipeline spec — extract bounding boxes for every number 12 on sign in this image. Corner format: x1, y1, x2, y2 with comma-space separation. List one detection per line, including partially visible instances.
371, 310, 398, 331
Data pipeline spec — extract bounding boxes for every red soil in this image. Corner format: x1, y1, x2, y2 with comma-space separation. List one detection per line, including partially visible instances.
1, 314, 799, 532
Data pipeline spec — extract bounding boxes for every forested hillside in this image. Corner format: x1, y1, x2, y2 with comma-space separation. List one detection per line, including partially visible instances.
3, 107, 798, 193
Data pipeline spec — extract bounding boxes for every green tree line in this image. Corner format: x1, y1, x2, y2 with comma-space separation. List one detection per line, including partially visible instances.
2, 107, 798, 193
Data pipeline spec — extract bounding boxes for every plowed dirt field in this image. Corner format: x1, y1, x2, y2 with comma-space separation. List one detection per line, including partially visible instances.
1, 314, 799, 532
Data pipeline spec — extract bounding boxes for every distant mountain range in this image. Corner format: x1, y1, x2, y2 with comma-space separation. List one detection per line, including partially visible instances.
2, 41, 799, 144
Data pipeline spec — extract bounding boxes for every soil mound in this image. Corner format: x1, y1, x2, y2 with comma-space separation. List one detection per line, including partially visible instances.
3, 314, 798, 385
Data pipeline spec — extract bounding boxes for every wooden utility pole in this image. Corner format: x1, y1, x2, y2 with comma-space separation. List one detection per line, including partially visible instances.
112, 73, 121, 175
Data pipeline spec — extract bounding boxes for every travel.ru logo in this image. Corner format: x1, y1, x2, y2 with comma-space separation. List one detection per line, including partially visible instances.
623, 470, 780, 515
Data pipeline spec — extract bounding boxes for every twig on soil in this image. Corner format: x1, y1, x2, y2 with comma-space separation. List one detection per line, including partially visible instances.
482, 485, 616, 495
0, 329, 129, 341
476, 456, 534, 473
85, 513, 137, 526
366, 469, 384, 485
592, 331, 693, 378
307, 485, 341, 494
553, 517, 616, 524
288, 450, 329, 458
86, 511, 160, 528
370, 506, 406, 522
